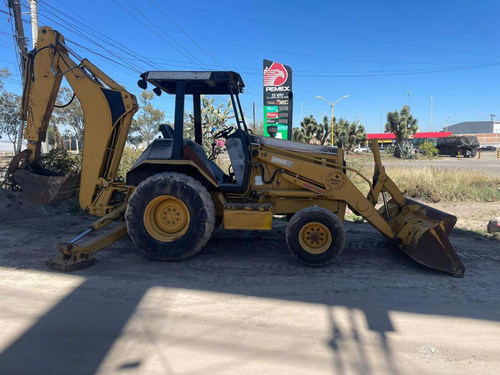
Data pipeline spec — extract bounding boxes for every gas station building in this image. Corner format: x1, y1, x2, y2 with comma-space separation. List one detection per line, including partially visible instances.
367, 131, 453, 149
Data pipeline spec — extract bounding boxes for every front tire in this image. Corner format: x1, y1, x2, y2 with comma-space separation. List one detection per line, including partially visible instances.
125, 172, 215, 260
286, 206, 346, 266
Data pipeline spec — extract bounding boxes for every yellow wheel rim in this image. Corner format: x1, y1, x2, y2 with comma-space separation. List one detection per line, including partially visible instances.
298, 222, 332, 254
143, 195, 190, 242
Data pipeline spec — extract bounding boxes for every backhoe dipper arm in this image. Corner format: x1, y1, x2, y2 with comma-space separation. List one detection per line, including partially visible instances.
17, 26, 138, 213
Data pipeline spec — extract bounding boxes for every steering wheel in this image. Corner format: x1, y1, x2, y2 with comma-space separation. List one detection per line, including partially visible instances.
213, 126, 234, 139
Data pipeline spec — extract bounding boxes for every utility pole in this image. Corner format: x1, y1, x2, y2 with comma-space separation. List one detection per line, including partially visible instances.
7, 0, 28, 154
29, 0, 38, 49
252, 102, 256, 133
407, 91, 411, 107
7, 0, 28, 75
28, 0, 47, 152
430, 96, 433, 132
490, 114, 496, 133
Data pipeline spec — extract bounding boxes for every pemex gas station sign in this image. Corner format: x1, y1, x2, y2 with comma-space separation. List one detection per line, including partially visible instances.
263, 59, 293, 139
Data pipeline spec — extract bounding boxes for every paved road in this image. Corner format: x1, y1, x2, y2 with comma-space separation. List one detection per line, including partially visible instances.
0, 213, 499, 374
378, 151, 500, 176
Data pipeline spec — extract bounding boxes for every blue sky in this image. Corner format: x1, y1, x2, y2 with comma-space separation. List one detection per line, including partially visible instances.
1, 0, 499, 133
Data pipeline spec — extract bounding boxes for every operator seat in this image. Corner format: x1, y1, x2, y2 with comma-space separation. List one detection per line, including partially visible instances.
158, 124, 249, 193
159, 124, 227, 185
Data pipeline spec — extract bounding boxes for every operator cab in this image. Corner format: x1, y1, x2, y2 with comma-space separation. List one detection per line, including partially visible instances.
129, 71, 252, 193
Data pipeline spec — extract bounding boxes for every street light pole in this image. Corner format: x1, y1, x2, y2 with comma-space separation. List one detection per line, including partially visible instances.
315, 95, 351, 145
301, 102, 307, 120
446, 116, 451, 132
430, 96, 433, 132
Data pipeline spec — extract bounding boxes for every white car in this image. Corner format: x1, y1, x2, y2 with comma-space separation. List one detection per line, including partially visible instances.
353, 146, 369, 153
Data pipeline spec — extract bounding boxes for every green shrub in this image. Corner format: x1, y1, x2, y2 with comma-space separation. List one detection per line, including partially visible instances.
420, 142, 438, 157
39, 148, 81, 175
117, 146, 144, 181
1, 148, 80, 191
384, 145, 395, 154
0, 166, 21, 190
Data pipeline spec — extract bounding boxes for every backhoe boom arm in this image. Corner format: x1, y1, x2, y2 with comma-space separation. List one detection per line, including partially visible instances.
14, 26, 138, 214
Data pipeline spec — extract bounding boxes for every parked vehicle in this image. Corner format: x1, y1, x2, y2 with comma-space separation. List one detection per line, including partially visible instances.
478, 145, 497, 152
437, 136, 479, 158
353, 145, 369, 153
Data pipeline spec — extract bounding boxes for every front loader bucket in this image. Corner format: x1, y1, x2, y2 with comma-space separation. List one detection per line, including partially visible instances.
380, 198, 465, 277
13, 169, 80, 205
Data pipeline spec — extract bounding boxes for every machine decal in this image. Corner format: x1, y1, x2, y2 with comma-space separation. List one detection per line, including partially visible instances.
325, 172, 346, 190
302, 182, 326, 195
271, 156, 293, 167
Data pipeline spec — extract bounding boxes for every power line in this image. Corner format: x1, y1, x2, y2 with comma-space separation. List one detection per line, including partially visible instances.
36, 3, 146, 73
113, 0, 212, 70
290, 62, 500, 78
155, 23, 499, 68
164, 1, 500, 59
149, 0, 224, 69
41, 1, 261, 98
50, 0, 169, 71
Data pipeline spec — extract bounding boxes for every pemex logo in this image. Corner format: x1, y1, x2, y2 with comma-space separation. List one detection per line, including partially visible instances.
264, 62, 288, 86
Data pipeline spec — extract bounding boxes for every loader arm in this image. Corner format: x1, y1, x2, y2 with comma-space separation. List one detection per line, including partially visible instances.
253, 140, 465, 277
13, 26, 138, 214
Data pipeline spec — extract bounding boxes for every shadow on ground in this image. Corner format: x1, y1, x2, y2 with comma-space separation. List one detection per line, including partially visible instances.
0, 217, 498, 374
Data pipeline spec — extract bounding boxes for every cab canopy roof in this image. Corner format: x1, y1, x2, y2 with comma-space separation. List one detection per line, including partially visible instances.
139, 71, 245, 95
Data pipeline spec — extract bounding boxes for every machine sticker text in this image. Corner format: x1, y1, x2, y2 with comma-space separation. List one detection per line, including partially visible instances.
271, 156, 293, 167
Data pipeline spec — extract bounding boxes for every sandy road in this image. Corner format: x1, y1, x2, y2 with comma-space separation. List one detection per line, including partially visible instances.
0, 207, 499, 374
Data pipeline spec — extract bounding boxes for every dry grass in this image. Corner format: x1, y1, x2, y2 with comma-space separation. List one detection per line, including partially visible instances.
347, 159, 500, 202
115, 146, 498, 203
387, 166, 500, 202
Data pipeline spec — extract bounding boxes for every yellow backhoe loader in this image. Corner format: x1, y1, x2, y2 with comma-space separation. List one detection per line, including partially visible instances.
9, 27, 465, 277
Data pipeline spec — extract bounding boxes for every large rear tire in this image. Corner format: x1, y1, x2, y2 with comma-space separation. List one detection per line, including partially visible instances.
125, 172, 215, 260
286, 206, 346, 266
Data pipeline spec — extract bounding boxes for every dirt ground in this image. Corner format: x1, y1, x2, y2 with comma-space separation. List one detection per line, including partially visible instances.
0, 192, 499, 374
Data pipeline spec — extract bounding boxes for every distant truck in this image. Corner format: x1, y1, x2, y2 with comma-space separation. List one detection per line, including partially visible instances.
437, 136, 479, 158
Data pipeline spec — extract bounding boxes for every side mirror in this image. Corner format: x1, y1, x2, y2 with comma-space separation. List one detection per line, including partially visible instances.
137, 79, 147, 89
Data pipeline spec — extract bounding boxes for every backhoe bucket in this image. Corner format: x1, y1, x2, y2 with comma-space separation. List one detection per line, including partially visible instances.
380, 198, 465, 277
13, 169, 79, 205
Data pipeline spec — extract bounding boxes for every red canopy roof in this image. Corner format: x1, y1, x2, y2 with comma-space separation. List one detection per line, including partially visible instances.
367, 131, 452, 140
367, 133, 395, 139
414, 132, 452, 138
